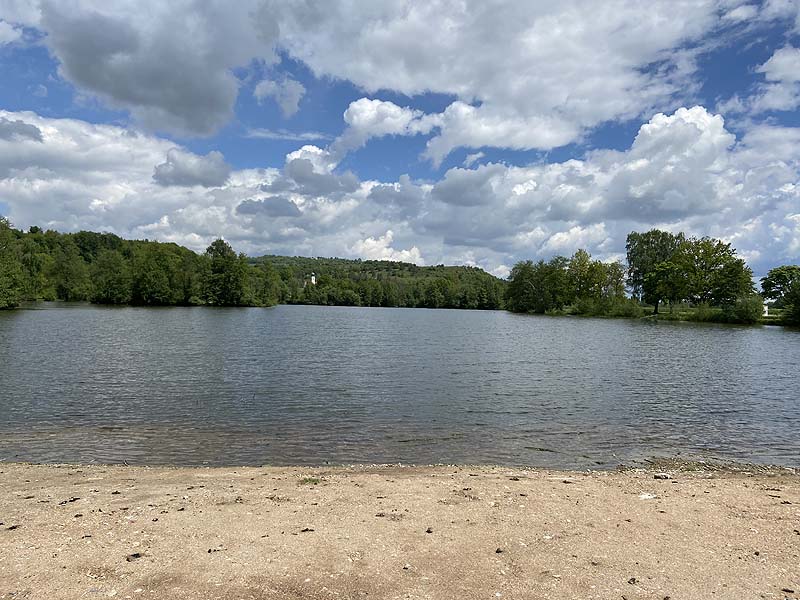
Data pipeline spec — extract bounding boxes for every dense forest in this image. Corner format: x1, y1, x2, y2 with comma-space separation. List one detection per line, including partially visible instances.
0, 217, 504, 311
2, 218, 798, 325
504, 228, 800, 325
256, 255, 505, 309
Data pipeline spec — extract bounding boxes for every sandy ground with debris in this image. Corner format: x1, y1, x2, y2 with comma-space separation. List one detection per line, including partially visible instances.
0, 462, 798, 600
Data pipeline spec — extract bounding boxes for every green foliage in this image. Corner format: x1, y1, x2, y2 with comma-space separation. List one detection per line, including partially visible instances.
50, 240, 92, 301
0, 216, 24, 309
203, 239, 251, 306
723, 294, 764, 325
625, 229, 685, 306
257, 255, 505, 310
670, 237, 753, 306
506, 250, 628, 316
0, 224, 505, 311
90, 250, 132, 304
761, 265, 800, 304
783, 279, 800, 325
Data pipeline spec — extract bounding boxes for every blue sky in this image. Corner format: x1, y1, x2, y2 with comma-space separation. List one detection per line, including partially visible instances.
1, 1, 800, 278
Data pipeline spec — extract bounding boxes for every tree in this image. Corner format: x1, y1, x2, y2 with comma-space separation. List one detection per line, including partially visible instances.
784, 280, 800, 325
203, 239, 250, 306
49, 240, 92, 301
643, 261, 686, 313
90, 249, 132, 304
671, 237, 753, 306
0, 216, 23, 309
761, 265, 800, 305
625, 229, 685, 313
131, 244, 182, 305
505, 256, 572, 313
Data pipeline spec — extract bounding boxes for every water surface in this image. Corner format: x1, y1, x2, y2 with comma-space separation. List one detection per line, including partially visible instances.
1, 303, 797, 468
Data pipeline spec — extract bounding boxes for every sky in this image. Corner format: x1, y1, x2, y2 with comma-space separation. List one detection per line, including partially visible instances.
1, 1, 800, 279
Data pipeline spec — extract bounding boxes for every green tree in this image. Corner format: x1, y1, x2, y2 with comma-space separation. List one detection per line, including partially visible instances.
49, 240, 92, 301
671, 237, 753, 306
0, 217, 24, 309
784, 280, 800, 325
203, 239, 249, 306
643, 261, 686, 313
90, 249, 132, 304
506, 257, 572, 313
131, 244, 182, 305
625, 229, 685, 313
761, 265, 800, 305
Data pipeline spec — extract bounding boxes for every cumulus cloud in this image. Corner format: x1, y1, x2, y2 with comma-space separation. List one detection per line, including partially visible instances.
0, 19, 21, 44
273, 1, 720, 161
751, 45, 800, 112
719, 45, 800, 115
236, 196, 301, 217
463, 152, 485, 167
4, 0, 732, 154
0, 117, 43, 142
330, 98, 440, 160
349, 230, 424, 265
153, 148, 232, 188
32, 0, 279, 135
1, 107, 799, 279
254, 77, 305, 118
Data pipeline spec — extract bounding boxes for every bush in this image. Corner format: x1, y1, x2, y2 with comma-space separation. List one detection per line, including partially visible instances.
723, 294, 764, 324
685, 303, 722, 322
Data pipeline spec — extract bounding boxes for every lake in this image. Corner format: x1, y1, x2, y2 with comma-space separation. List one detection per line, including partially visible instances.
0, 303, 798, 469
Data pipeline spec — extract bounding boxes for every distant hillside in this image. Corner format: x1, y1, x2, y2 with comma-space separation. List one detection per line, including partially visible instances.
253, 255, 506, 310
0, 221, 505, 310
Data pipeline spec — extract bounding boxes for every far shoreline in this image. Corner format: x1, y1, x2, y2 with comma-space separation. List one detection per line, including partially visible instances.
6, 298, 798, 328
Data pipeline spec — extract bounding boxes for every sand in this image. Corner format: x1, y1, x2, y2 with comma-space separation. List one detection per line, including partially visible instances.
0, 461, 798, 600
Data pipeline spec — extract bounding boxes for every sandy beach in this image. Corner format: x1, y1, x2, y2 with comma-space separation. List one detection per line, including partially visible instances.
1, 461, 798, 600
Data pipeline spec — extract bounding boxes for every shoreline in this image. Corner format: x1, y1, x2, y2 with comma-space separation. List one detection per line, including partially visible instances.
2, 462, 798, 599
7, 300, 797, 328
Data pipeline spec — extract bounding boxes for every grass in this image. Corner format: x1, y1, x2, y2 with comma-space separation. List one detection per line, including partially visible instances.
298, 477, 322, 486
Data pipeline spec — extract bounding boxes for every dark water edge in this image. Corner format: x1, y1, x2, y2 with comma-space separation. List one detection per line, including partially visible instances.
1, 303, 798, 470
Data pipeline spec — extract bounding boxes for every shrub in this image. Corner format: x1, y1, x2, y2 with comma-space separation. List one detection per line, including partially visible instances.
723, 294, 764, 324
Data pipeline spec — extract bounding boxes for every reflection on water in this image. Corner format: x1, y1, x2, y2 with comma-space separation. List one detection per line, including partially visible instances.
0, 303, 798, 468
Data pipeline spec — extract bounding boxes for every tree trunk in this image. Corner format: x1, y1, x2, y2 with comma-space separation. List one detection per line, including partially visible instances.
653, 299, 659, 315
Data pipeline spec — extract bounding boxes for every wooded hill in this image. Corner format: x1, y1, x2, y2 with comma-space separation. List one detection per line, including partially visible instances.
0, 219, 505, 310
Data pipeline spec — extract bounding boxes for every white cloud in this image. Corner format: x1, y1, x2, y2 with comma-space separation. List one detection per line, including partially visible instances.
245, 128, 330, 142
349, 230, 424, 265
331, 98, 441, 159
720, 45, 800, 115
0, 19, 21, 44
1, 106, 799, 279
273, 1, 719, 161
463, 152, 485, 167
751, 45, 800, 112
5, 0, 726, 154
21, 0, 279, 136
254, 77, 306, 118
152, 148, 231, 188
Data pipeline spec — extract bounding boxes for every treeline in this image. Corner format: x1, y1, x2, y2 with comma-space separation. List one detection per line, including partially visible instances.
0, 218, 283, 309
257, 255, 505, 309
506, 228, 800, 325
761, 264, 800, 325
0, 218, 505, 310
505, 249, 639, 317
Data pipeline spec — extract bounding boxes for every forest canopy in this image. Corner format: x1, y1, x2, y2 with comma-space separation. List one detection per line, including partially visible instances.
0, 219, 505, 311
2, 220, 797, 325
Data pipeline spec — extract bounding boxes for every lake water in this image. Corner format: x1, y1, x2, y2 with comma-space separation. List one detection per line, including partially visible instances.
0, 303, 798, 469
